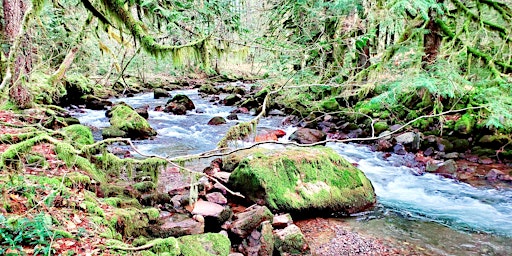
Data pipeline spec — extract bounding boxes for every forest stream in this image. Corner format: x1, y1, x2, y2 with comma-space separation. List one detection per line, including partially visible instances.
72, 86, 512, 256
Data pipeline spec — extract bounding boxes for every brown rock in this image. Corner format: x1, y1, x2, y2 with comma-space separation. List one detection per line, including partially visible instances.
289, 128, 326, 144
152, 213, 204, 237
206, 192, 228, 205
272, 214, 293, 229
208, 116, 227, 125
231, 205, 274, 238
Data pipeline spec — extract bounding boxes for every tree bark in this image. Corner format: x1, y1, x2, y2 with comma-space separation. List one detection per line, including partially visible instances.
1, 0, 33, 107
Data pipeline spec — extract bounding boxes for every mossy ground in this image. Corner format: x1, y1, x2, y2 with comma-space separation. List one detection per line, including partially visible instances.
0, 110, 169, 254
228, 146, 376, 214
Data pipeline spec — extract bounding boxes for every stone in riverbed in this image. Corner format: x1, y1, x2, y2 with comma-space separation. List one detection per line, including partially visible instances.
106, 103, 156, 139
206, 192, 228, 205
177, 233, 231, 256
208, 116, 227, 125
230, 205, 274, 238
164, 94, 195, 115
153, 88, 170, 99
274, 224, 310, 256
289, 128, 326, 144
191, 200, 232, 231
227, 146, 376, 214
240, 221, 274, 256
150, 213, 204, 237
272, 214, 293, 229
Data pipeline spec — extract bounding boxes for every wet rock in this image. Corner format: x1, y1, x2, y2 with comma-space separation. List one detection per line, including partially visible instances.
166, 94, 195, 111
230, 205, 274, 238
272, 214, 293, 229
223, 94, 242, 106
268, 109, 286, 116
195, 108, 205, 114
151, 213, 204, 237
393, 144, 407, 155
451, 138, 470, 152
153, 88, 170, 99
191, 200, 232, 231
437, 138, 454, 152
101, 126, 127, 139
83, 95, 112, 110
206, 192, 228, 205
426, 159, 457, 175
424, 147, 435, 156
135, 105, 149, 119
240, 221, 274, 256
254, 129, 279, 142
227, 113, 238, 120
228, 147, 376, 214
198, 84, 219, 95
395, 132, 421, 151
485, 169, 505, 182
274, 224, 310, 256
347, 128, 364, 138
289, 128, 326, 144
375, 139, 393, 151
444, 152, 459, 159
373, 121, 389, 134
154, 105, 164, 111
106, 103, 157, 139
208, 116, 227, 125
318, 121, 336, 133
231, 107, 249, 114
165, 102, 188, 115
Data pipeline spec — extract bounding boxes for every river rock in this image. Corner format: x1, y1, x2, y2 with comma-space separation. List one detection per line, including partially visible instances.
223, 94, 242, 106
208, 116, 227, 125
227, 113, 238, 120
230, 205, 274, 238
231, 107, 249, 114
206, 192, 228, 205
151, 213, 204, 237
227, 147, 376, 214
166, 94, 195, 111
272, 214, 293, 229
395, 132, 421, 151
268, 109, 286, 116
274, 224, 310, 256
153, 88, 170, 99
106, 103, 157, 139
289, 128, 326, 144
191, 200, 232, 231
165, 102, 187, 115
135, 105, 149, 119
485, 169, 506, 182
177, 233, 231, 256
83, 95, 112, 110
240, 221, 274, 256
426, 159, 457, 175
198, 84, 219, 95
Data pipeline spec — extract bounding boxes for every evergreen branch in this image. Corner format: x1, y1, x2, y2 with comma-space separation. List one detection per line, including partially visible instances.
452, 0, 510, 40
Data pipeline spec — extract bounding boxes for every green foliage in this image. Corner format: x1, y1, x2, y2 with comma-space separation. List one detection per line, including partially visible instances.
0, 213, 65, 255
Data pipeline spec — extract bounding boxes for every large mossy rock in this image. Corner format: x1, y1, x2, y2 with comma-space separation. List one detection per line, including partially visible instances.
106, 103, 157, 139
177, 233, 231, 256
227, 146, 376, 214
60, 124, 94, 145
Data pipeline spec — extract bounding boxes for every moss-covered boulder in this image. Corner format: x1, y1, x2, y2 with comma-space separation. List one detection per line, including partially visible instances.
177, 233, 231, 256
107, 103, 157, 139
227, 146, 376, 214
60, 124, 94, 145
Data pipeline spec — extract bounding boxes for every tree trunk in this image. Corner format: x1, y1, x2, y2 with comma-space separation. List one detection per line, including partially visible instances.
1, 0, 32, 107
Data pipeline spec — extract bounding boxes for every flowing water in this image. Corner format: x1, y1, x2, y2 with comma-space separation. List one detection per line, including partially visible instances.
73, 88, 512, 255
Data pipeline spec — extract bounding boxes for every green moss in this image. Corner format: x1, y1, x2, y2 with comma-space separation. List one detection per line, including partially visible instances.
454, 114, 475, 134
61, 124, 94, 145
109, 104, 157, 139
228, 147, 376, 213
111, 208, 150, 237
101, 228, 123, 240
373, 121, 389, 134
320, 97, 340, 112
54, 229, 74, 239
55, 142, 106, 183
177, 233, 230, 256
102, 126, 127, 139
150, 237, 181, 255
142, 208, 160, 221
81, 201, 105, 217
133, 181, 156, 193
133, 236, 149, 247
64, 172, 91, 187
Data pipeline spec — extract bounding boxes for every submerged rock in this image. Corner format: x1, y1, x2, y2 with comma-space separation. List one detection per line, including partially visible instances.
230, 205, 274, 238
227, 147, 376, 214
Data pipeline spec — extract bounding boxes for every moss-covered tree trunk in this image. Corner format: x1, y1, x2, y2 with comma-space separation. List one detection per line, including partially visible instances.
1, 0, 33, 107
